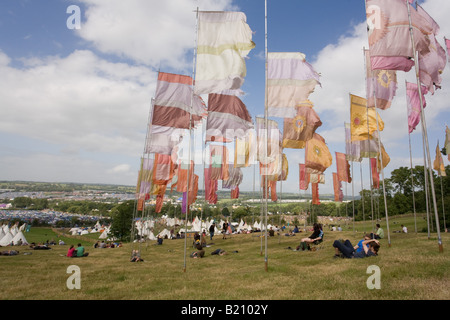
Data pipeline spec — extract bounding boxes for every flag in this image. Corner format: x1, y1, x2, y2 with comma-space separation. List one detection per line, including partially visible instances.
155, 183, 168, 214
256, 117, 281, 165
299, 163, 309, 190
152, 72, 206, 129
174, 161, 195, 193
152, 153, 174, 185
268, 52, 321, 118
210, 145, 230, 181
222, 165, 243, 189
434, 142, 446, 176
206, 93, 253, 142
416, 5, 446, 94
262, 179, 277, 202
377, 143, 390, 171
336, 152, 351, 183
365, 49, 398, 110
445, 126, 450, 161
360, 133, 380, 159
310, 173, 325, 184
350, 94, 384, 141
371, 158, 380, 189
234, 130, 254, 168
182, 174, 199, 214
204, 167, 218, 204
305, 133, 332, 173
194, 11, 255, 95
136, 157, 154, 200
333, 173, 343, 202
311, 182, 320, 205
406, 81, 428, 134
231, 186, 240, 199
282, 100, 322, 149
345, 122, 361, 162
366, 0, 431, 71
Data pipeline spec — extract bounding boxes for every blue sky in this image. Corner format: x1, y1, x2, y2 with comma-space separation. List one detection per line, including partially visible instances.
1, 0, 449, 199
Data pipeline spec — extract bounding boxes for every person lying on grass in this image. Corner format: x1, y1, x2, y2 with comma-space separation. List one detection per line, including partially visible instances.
332, 238, 380, 259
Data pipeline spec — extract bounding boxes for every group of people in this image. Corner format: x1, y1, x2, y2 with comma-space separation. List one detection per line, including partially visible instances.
66, 243, 89, 258
94, 240, 122, 248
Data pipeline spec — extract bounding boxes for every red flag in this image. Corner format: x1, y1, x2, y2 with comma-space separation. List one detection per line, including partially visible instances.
299, 163, 309, 190
371, 158, 380, 189
311, 182, 320, 205
336, 152, 352, 183
333, 173, 343, 202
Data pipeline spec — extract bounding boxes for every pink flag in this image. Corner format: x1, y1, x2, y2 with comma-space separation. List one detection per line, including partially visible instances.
365, 49, 398, 110
406, 81, 428, 134
416, 5, 446, 94
366, 0, 431, 71
299, 163, 309, 190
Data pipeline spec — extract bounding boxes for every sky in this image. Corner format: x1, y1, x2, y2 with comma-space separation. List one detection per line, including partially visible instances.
1, 0, 450, 198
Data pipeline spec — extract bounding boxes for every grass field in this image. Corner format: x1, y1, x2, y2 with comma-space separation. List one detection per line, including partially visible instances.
0, 215, 449, 301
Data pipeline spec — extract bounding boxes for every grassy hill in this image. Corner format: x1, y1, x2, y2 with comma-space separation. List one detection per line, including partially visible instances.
0, 215, 449, 301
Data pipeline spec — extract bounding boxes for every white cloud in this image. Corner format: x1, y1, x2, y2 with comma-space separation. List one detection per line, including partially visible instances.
76, 0, 236, 70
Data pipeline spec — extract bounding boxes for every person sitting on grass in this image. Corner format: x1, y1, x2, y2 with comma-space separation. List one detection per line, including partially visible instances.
332, 238, 380, 259
190, 240, 205, 259
369, 224, 384, 239
75, 243, 89, 257
67, 245, 76, 257
298, 223, 323, 251
130, 250, 144, 262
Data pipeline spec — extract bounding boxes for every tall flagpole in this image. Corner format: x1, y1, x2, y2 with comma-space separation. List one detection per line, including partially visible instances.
264, 0, 269, 272
406, 1, 443, 252
365, 47, 391, 246
184, 7, 200, 272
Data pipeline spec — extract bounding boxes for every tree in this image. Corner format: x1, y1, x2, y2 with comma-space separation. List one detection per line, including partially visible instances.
110, 200, 135, 241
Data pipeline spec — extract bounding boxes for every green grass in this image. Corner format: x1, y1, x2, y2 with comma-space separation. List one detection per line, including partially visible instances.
0, 216, 449, 300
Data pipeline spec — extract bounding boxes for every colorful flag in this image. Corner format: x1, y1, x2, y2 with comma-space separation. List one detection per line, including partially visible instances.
234, 130, 254, 168
371, 158, 380, 189
182, 174, 199, 213
152, 72, 206, 129
366, 0, 431, 71
345, 122, 361, 162
231, 186, 240, 199
299, 163, 309, 190
336, 152, 351, 183
310, 173, 325, 184
195, 11, 255, 95
268, 52, 321, 118
210, 145, 230, 181
305, 133, 332, 173
152, 153, 174, 185
136, 157, 154, 199
434, 142, 446, 176
204, 167, 218, 204
406, 81, 428, 134
377, 143, 390, 171
206, 93, 253, 142
365, 49, 398, 110
155, 183, 168, 214
360, 133, 380, 159
174, 161, 195, 193
261, 179, 277, 202
333, 173, 343, 202
350, 94, 384, 141
282, 100, 322, 149
311, 182, 320, 205
416, 5, 446, 94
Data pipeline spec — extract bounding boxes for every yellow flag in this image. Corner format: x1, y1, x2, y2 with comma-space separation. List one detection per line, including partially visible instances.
350, 94, 384, 141
305, 133, 333, 173
434, 142, 446, 176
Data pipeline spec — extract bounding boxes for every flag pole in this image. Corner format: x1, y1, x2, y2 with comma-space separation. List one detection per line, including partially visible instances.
364, 47, 391, 246
263, 0, 269, 272
405, 80, 418, 234
184, 6, 200, 272
406, 0, 443, 252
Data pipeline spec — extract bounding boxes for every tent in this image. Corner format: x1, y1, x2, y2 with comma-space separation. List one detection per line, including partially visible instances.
12, 231, 29, 245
